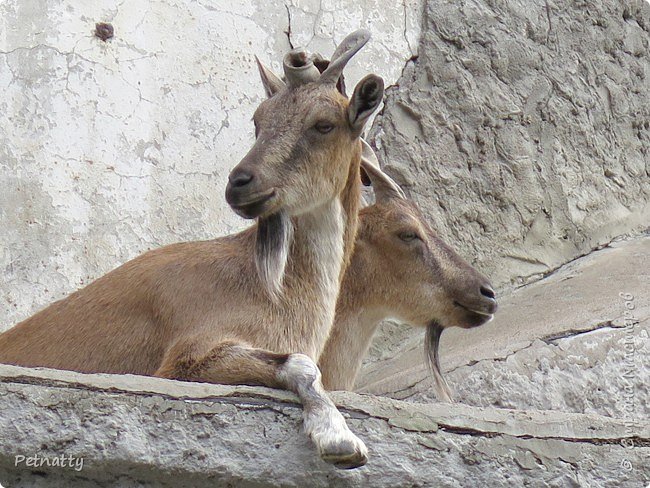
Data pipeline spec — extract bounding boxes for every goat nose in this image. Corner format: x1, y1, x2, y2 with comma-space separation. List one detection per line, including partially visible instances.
480, 285, 496, 300
229, 170, 254, 188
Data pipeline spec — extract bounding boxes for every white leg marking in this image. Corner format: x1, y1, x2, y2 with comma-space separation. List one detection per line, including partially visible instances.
279, 354, 368, 469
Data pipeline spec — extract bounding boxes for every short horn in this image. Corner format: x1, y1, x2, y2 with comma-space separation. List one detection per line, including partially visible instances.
320, 29, 371, 85
283, 49, 321, 87
359, 139, 406, 201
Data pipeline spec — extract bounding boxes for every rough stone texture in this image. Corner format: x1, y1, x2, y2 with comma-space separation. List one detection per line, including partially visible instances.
0, 0, 421, 329
434, 325, 649, 419
0, 365, 648, 487
358, 236, 650, 420
370, 0, 650, 288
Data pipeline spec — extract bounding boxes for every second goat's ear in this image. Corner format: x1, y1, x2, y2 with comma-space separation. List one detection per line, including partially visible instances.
359, 140, 407, 202
348, 74, 384, 136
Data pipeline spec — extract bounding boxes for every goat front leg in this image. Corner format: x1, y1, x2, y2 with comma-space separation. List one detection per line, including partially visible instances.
155, 339, 368, 469
277, 353, 368, 469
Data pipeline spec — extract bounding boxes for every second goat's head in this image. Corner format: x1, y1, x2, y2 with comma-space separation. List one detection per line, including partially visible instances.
358, 148, 498, 401
358, 151, 498, 331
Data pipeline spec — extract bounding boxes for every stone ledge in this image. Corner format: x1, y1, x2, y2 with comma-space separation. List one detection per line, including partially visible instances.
0, 365, 648, 487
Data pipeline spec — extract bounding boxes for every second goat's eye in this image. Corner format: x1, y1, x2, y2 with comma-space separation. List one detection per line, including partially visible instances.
314, 122, 334, 134
398, 231, 419, 242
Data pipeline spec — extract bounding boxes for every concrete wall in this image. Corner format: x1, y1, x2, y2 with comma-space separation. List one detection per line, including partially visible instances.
358, 236, 650, 418
0, 0, 421, 329
3, 0, 648, 331
2, 0, 649, 414
360, 0, 650, 402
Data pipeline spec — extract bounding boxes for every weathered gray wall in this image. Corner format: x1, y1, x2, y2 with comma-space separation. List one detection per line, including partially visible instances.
5, 0, 647, 374
2, 0, 648, 324
358, 0, 650, 404
0, 0, 422, 329
371, 0, 650, 288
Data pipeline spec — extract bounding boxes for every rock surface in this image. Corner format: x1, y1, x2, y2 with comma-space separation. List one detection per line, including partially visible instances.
371, 0, 650, 288
358, 236, 650, 419
0, 365, 648, 487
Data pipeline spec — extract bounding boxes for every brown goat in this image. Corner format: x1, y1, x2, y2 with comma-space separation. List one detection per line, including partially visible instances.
319, 153, 497, 400
0, 31, 383, 469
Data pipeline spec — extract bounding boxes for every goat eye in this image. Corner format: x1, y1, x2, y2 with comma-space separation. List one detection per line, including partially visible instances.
314, 122, 334, 134
398, 231, 419, 242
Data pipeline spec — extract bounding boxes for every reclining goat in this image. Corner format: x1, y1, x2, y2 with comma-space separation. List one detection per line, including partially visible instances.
0, 31, 382, 469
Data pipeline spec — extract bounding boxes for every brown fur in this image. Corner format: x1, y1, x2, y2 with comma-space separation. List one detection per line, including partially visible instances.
0, 40, 383, 375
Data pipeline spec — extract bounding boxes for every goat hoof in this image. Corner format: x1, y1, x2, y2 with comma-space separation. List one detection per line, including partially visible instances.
319, 434, 368, 469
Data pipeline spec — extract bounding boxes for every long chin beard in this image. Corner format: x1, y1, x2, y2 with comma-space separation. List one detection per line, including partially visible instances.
425, 321, 453, 403
255, 210, 294, 302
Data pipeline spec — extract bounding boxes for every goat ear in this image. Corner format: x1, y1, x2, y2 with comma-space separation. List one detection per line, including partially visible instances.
359, 139, 406, 202
348, 75, 384, 136
255, 56, 285, 98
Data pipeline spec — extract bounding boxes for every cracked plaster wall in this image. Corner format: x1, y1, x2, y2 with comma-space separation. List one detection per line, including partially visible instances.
431, 324, 650, 418
0, 0, 422, 329
358, 236, 650, 418
2, 0, 649, 432
1, 2, 649, 483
